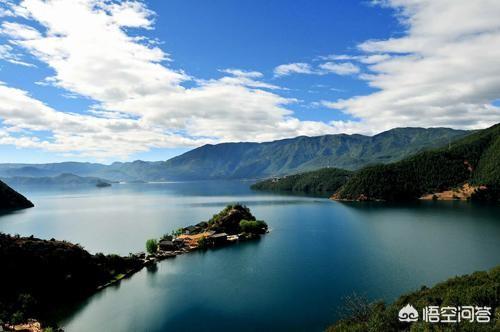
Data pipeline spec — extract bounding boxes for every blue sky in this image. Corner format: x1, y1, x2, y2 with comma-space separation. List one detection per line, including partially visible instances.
0, 0, 499, 163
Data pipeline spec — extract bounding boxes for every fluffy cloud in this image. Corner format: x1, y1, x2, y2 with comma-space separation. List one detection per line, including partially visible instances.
323, 0, 500, 132
0, 82, 205, 158
273, 62, 313, 77
0, 0, 338, 158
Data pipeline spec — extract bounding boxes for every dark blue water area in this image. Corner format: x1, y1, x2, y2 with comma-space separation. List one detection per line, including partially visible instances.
0, 181, 499, 331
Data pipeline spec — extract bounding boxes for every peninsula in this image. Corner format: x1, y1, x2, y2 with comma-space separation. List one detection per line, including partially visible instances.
0, 203, 267, 331
0, 179, 34, 210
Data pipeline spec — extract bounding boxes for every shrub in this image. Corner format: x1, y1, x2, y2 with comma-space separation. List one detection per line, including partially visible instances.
145, 239, 158, 255
239, 219, 268, 234
171, 228, 183, 237
11, 311, 24, 324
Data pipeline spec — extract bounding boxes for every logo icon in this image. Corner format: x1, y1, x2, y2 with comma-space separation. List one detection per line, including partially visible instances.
399, 304, 419, 322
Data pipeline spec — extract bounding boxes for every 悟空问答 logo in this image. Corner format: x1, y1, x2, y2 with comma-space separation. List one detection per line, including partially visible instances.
398, 304, 419, 322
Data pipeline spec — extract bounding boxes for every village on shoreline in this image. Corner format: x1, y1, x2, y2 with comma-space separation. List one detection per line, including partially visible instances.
144, 204, 268, 262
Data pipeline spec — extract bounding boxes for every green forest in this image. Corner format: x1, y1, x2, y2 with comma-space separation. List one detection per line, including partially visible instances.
251, 168, 352, 194
334, 123, 500, 201
0, 233, 143, 328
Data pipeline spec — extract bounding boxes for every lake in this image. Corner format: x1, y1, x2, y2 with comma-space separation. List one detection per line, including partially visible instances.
1, 181, 499, 331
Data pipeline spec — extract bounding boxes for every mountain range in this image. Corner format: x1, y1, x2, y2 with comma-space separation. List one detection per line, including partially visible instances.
0, 127, 470, 182
1, 173, 112, 187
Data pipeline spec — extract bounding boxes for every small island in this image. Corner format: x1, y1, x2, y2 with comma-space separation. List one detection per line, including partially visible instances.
95, 180, 111, 188
144, 204, 268, 261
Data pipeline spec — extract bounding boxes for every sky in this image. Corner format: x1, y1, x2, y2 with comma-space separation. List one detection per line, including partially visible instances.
0, 0, 499, 163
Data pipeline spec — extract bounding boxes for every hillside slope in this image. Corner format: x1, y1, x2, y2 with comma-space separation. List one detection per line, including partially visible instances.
333, 123, 500, 201
0, 233, 142, 327
0, 180, 34, 210
327, 265, 500, 331
0, 128, 469, 181
251, 168, 352, 194
162, 127, 469, 180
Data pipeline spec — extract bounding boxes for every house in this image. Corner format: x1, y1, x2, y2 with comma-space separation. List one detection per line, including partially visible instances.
196, 221, 208, 229
158, 239, 176, 251
173, 237, 185, 248
183, 225, 199, 235
209, 233, 228, 246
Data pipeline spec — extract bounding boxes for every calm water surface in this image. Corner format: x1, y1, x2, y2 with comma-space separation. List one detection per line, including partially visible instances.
0, 181, 499, 331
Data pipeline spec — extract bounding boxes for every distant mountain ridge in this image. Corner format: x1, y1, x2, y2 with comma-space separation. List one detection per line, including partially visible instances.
0, 127, 470, 181
162, 127, 469, 180
1, 173, 112, 187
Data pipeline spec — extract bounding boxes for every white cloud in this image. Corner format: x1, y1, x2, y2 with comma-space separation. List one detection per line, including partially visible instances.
0, 43, 34, 66
1, 0, 499, 159
0, 21, 40, 39
318, 62, 359, 75
0, 82, 207, 158
0, 0, 340, 158
274, 62, 313, 77
105, 1, 155, 29
274, 60, 360, 77
322, 0, 500, 133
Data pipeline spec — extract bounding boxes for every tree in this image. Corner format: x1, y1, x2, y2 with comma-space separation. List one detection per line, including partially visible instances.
197, 236, 209, 250
145, 239, 158, 255
239, 220, 268, 234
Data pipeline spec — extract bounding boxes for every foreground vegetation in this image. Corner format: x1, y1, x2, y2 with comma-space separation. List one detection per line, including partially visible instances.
251, 168, 352, 195
332, 123, 500, 201
328, 265, 500, 331
0, 233, 143, 329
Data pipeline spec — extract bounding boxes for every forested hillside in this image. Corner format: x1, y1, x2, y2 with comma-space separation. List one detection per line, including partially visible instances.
0, 233, 142, 327
327, 265, 500, 331
162, 127, 468, 180
333, 123, 500, 201
251, 168, 352, 194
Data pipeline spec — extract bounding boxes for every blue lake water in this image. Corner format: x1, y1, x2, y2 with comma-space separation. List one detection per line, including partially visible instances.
0, 181, 499, 331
